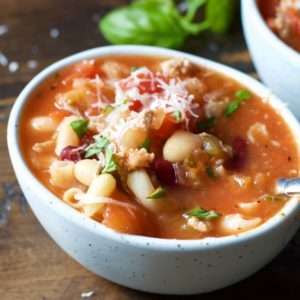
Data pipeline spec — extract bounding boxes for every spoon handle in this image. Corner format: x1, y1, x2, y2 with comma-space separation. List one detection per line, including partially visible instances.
277, 178, 300, 195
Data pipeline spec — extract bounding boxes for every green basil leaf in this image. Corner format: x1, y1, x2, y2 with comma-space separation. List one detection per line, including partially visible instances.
205, 0, 238, 34
132, 0, 174, 12
146, 186, 166, 199
197, 117, 215, 129
102, 147, 117, 173
235, 90, 252, 101
205, 163, 217, 179
184, 207, 221, 220
70, 119, 89, 138
99, 2, 187, 49
185, 0, 208, 21
140, 137, 151, 151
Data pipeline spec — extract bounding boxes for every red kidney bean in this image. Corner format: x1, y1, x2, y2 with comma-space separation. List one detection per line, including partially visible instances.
60, 145, 84, 162
229, 137, 248, 170
153, 155, 176, 185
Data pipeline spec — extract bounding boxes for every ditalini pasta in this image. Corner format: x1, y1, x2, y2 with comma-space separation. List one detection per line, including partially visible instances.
20, 55, 299, 239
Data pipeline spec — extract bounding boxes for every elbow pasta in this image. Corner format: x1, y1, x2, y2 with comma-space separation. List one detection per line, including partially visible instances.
83, 173, 116, 217
55, 115, 80, 155
220, 214, 262, 234
63, 187, 84, 204
49, 160, 78, 189
74, 159, 102, 186
127, 169, 157, 212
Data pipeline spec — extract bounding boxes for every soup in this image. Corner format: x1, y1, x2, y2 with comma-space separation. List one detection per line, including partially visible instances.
20, 55, 299, 239
259, 0, 300, 52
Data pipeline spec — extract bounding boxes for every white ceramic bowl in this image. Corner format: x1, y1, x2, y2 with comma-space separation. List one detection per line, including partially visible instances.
7, 45, 300, 295
242, 0, 300, 119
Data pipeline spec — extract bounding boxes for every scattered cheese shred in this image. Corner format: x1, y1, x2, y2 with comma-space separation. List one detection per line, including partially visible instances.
73, 194, 137, 210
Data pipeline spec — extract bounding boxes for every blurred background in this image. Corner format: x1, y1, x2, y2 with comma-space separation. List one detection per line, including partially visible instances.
0, 1, 299, 300
0, 0, 254, 99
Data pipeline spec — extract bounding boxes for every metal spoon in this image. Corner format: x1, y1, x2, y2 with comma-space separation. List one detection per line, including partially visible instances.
277, 178, 300, 196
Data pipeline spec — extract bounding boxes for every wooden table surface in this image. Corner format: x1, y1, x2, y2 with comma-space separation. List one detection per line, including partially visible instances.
1, 1, 299, 299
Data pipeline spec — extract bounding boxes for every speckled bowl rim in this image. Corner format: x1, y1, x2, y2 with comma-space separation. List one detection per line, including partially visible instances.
7, 45, 300, 251
243, 0, 300, 64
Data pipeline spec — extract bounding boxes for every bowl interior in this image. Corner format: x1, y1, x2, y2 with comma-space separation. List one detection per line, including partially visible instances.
7, 45, 300, 250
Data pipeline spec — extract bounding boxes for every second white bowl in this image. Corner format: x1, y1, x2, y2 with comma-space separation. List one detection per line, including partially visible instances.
242, 0, 300, 119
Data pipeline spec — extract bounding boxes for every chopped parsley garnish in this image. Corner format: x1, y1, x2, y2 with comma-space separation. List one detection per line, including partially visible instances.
205, 163, 217, 179
70, 119, 89, 138
102, 147, 117, 173
224, 89, 252, 117
85, 136, 110, 158
197, 117, 215, 130
224, 100, 240, 117
262, 193, 287, 202
85, 136, 116, 173
146, 186, 166, 200
235, 89, 252, 101
173, 111, 182, 123
184, 207, 222, 220
140, 137, 150, 151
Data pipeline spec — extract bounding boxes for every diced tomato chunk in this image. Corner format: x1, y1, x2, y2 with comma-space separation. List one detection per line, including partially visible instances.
49, 110, 70, 122
102, 204, 154, 236
129, 100, 143, 112
153, 114, 180, 140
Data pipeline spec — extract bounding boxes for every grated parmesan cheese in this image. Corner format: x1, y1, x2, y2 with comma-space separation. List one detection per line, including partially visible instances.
58, 65, 199, 157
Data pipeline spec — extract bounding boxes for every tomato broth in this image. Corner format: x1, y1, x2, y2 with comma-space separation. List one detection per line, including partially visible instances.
20, 55, 299, 239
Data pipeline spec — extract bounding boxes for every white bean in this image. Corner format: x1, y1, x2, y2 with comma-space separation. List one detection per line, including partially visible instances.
83, 173, 116, 217
163, 130, 202, 162
220, 213, 261, 234
127, 169, 157, 212
30, 116, 57, 133
74, 159, 101, 186
63, 187, 84, 204
121, 128, 148, 149
49, 160, 78, 189
55, 115, 80, 155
